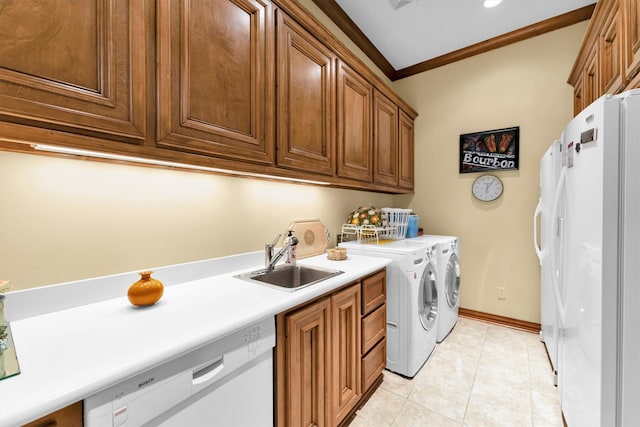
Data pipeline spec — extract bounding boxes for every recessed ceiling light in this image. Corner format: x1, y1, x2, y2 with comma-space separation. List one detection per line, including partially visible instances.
484, 0, 502, 7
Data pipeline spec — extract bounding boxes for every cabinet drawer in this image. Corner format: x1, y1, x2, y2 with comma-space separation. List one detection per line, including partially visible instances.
362, 338, 386, 392
361, 304, 385, 354
361, 270, 386, 315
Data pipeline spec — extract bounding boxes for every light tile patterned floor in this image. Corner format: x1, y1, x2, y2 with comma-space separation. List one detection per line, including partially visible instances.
350, 317, 562, 427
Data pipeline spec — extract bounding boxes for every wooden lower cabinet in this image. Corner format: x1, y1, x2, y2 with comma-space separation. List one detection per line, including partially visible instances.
276, 269, 386, 427
360, 270, 387, 394
22, 401, 83, 427
331, 285, 362, 425
277, 297, 332, 427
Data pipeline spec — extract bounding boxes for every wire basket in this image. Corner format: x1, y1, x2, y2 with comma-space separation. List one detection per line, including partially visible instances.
381, 208, 412, 239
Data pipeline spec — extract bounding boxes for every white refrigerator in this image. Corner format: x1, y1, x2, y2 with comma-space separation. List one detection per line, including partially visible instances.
538, 89, 640, 426
534, 139, 562, 382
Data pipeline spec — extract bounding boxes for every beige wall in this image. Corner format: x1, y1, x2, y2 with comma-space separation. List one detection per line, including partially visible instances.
393, 22, 588, 323
0, 151, 395, 290
0, 0, 394, 291
303, 0, 587, 323
0, 2, 588, 325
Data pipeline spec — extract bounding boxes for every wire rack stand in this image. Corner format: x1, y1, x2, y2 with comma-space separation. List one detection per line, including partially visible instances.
340, 224, 399, 244
341, 207, 412, 244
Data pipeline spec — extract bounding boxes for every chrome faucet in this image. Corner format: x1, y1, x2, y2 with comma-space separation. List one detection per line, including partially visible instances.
265, 233, 299, 271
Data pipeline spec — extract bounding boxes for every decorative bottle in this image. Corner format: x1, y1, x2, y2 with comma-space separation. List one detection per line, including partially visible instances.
285, 231, 297, 266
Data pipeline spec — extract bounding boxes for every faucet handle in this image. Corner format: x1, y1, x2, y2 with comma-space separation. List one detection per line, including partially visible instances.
269, 233, 281, 248
265, 233, 281, 268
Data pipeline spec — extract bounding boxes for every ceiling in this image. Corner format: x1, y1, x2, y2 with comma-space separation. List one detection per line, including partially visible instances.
311, 0, 596, 80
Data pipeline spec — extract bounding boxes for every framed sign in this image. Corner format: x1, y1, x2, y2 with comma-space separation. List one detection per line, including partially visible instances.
459, 126, 519, 173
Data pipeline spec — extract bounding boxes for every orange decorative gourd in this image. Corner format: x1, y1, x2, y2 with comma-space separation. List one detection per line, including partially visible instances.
128, 271, 164, 306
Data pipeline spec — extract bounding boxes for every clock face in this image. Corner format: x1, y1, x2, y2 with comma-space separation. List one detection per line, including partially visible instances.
472, 174, 503, 201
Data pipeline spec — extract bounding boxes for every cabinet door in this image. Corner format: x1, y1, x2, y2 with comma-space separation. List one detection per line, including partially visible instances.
337, 61, 373, 182
276, 11, 335, 175
574, 74, 585, 116
0, 0, 148, 145
157, 0, 274, 164
623, 0, 640, 82
282, 298, 331, 427
583, 45, 600, 108
373, 90, 399, 186
601, 2, 625, 94
23, 401, 83, 427
331, 284, 361, 425
398, 110, 415, 190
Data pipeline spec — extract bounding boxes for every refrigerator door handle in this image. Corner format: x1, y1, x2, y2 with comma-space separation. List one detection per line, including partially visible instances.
549, 166, 568, 324
533, 197, 543, 264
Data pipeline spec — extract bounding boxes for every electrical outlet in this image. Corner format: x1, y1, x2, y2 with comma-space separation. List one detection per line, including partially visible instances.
497, 287, 507, 300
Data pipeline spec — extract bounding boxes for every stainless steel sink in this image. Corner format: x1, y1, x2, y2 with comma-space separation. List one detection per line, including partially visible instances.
235, 264, 344, 291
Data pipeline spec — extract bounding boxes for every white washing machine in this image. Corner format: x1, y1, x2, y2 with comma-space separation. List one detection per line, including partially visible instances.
339, 239, 438, 377
411, 235, 460, 342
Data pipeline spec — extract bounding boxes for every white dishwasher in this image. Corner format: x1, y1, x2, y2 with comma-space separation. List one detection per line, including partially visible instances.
84, 317, 275, 427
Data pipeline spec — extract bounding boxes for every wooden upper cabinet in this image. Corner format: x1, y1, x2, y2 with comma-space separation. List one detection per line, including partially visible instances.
601, 2, 625, 94
276, 10, 335, 175
399, 110, 415, 190
373, 90, 399, 187
337, 61, 373, 182
0, 0, 148, 144
574, 74, 585, 117
372, 90, 415, 190
0, 0, 416, 193
156, 0, 275, 164
583, 44, 600, 110
623, 0, 640, 82
571, 0, 640, 114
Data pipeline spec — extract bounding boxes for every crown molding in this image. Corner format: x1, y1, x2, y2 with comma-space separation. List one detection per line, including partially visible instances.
311, 1, 596, 81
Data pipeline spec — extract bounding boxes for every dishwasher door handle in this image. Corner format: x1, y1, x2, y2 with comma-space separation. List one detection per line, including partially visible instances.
192, 357, 224, 386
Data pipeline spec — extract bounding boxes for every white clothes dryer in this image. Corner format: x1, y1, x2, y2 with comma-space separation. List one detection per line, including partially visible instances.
339, 239, 438, 377
410, 235, 460, 342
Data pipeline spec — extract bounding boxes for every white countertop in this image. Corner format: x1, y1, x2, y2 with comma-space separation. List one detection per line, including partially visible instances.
0, 253, 390, 426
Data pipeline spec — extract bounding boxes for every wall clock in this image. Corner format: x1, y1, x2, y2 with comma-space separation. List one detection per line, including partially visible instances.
472, 174, 503, 201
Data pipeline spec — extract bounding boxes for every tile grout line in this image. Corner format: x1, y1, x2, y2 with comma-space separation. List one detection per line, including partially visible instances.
351, 318, 560, 426
460, 321, 487, 426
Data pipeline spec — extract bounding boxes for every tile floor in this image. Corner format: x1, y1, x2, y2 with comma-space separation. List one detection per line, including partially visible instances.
350, 316, 562, 427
